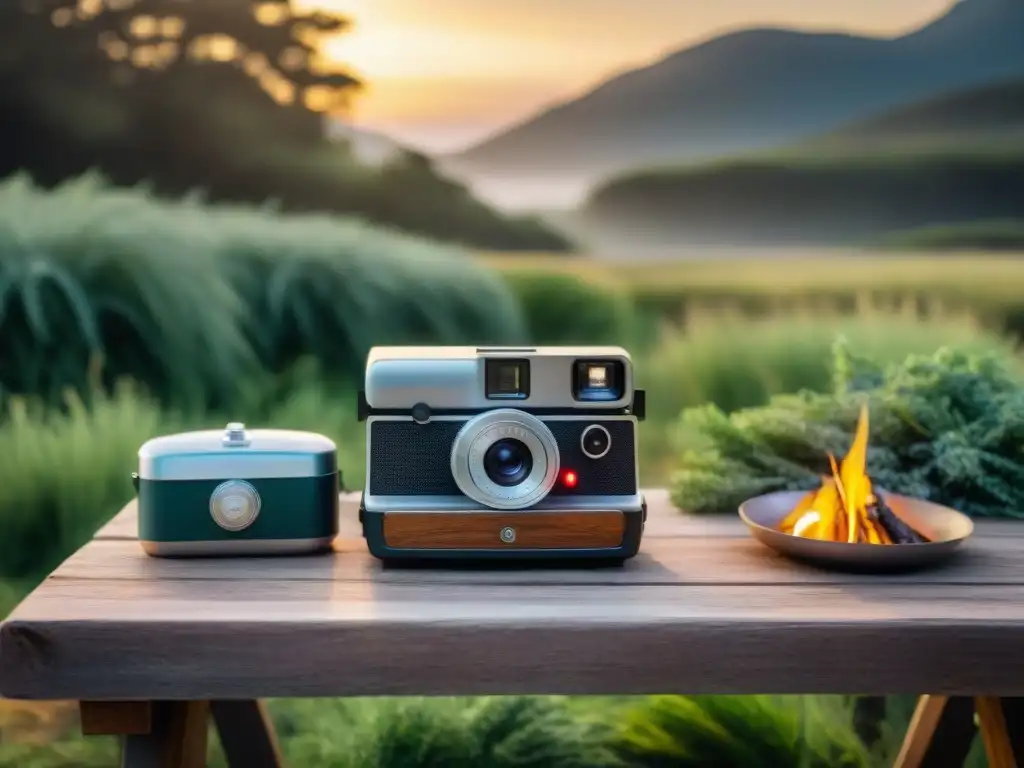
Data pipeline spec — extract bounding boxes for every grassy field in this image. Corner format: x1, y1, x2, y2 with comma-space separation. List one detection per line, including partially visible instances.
483, 252, 1024, 337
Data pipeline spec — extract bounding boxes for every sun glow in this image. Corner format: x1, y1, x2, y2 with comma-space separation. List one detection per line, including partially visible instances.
295, 0, 955, 150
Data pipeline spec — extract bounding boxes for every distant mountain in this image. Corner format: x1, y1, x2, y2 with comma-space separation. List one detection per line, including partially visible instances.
445, 0, 1024, 205
575, 77, 1024, 249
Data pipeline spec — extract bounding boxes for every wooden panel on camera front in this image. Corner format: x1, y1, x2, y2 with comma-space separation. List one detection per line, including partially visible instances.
382, 511, 625, 549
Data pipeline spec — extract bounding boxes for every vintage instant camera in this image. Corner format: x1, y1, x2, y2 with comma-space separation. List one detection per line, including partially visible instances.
358, 346, 647, 563
134, 422, 339, 557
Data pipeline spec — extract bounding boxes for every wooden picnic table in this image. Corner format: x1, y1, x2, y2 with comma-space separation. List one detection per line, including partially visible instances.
1, 489, 1024, 767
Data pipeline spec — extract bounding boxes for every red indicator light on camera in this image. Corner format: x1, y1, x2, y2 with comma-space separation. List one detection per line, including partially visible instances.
562, 470, 578, 488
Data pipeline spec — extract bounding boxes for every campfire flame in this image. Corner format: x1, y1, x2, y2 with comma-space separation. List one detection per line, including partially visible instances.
779, 404, 929, 545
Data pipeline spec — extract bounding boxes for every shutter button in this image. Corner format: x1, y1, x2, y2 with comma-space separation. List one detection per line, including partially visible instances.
223, 422, 250, 447
212, 424, 259, 531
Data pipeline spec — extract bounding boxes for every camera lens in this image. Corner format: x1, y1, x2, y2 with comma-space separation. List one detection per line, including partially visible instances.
451, 409, 560, 509
581, 425, 612, 460
483, 438, 533, 487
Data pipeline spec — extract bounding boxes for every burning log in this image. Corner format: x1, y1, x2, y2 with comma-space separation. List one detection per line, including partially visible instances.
778, 404, 931, 545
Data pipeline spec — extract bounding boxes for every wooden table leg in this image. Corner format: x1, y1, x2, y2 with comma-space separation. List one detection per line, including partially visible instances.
81, 700, 209, 768
211, 700, 285, 768
974, 697, 1024, 768
893, 695, 977, 768
121, 701, 209, 768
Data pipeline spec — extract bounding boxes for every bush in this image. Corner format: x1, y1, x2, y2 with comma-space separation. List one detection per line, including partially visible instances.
612, 695, 869, 768
500, 270, 638, 346
0, 174, 527, 411
669, 340, 1024, 517
635, 306, 1015, 483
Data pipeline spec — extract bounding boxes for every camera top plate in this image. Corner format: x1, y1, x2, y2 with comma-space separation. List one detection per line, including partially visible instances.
363, 346, 636, 413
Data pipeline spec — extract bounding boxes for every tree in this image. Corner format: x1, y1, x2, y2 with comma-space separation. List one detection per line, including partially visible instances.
0, 0, 361, 188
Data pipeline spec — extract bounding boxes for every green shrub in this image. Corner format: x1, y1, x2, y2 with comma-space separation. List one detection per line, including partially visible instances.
0, 695, 875, 768
291, 697, 618, 768
612, 695, 869, 768
636, 306, 1015, 483
501, 270, 638, 347
0, 174, 527, 410
670, 340, 1024, 517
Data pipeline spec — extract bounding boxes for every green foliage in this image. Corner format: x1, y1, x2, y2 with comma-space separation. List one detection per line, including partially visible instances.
612, 695, 869, 768
670, 339, 1024, 517
0, 695, 877, 768
0, 175, 527, 410
501, 270, 637, 346
488, 254, 1024, 349
301, 697, 619, 768
634, 307, 1014, 482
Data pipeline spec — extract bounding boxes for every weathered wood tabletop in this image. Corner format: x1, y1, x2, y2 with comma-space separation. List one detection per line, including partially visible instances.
2, 489, 1024, 702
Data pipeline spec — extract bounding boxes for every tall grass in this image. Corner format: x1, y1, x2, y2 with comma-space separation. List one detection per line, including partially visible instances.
0, 174, 527, 411
0, 695, 877, 768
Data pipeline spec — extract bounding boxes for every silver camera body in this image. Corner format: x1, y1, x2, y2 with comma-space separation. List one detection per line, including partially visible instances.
358, 346, 646, 563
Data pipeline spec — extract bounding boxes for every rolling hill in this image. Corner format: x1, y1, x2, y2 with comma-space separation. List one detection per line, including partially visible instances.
444, 0, 1024, 208
577, 78, 1024, 248
801, 78, 1024, 151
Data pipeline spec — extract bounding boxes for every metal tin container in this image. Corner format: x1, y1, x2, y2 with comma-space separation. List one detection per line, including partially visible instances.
135, 422, 339, 557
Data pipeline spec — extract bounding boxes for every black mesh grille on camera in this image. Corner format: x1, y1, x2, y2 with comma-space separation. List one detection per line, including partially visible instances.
368, 420, 463, 496
368, 419, 637, 497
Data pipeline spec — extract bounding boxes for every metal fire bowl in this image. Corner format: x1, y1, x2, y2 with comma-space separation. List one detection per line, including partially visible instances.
738, 489, 975, 573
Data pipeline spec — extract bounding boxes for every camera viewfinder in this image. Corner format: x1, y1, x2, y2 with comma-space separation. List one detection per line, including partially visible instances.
573, 359, 625, 401
485, 358, 530, 399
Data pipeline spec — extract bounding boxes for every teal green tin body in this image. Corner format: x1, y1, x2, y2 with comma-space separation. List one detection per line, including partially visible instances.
136, 423, 339, 557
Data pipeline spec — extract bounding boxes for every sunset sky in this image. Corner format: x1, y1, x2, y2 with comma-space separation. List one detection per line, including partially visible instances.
312, 0, 956, 152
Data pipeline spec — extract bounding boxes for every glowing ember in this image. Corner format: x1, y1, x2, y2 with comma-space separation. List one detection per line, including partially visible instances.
778, 404, 930, 545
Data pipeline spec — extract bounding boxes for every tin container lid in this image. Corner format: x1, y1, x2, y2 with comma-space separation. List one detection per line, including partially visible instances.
138, 423, 337, 481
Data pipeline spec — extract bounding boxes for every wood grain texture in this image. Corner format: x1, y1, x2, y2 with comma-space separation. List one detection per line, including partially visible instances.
382, 511, 625, 549
93, 490, 1024, 542
975, 697, 1017, 768
47, 536, 1024, 586
3, 577, 1024, 699
893, 696, 978, 768
3, 489, 1024, 701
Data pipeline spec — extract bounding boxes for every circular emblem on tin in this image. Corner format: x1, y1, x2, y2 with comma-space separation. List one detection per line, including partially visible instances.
499, 526, 516, 544
209, 480, 261, 532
